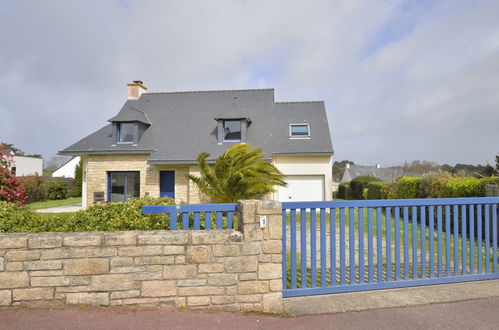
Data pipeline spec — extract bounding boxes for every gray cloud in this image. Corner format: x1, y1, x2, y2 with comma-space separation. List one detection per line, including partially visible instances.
0, 0, 497, 166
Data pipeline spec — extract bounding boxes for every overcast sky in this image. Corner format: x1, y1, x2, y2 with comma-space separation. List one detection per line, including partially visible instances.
1, 0, 498, 166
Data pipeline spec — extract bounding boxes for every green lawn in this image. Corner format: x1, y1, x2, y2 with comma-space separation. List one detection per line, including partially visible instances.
26, 197, 81, 210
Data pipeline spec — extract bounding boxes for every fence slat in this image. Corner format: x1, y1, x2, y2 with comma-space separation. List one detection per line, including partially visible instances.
330, 208, 336, 286
386, 207, 392, 281
282, 209, 287, 290
227, 212, 234, 230
320, 208, 327, 287
412, 206, 418, 280
205, 212, 212, 230
421, 206, 426, 278
469, 205, 475, 274
493, 204, 498, 273
340, 208, 346, 285
291, 209, 297, 289
429, 206, 435, 278
368, 207, 374, 283
300, 208, 307, 288
404, 206, 409, 280
377, 207, 383, 282
395, 207, 401, 281
461, 205, 467, 275
359, 207, 365, 283
215, 211, 223, 229
454, 205, 459, 276
437, 205, 443, 277
485, 205, 490, 273
445, 205, 451, 276
477, 205, 482, 274
310, 208, 317, 288
349, 207, 355, 284
194, 212, 201, 230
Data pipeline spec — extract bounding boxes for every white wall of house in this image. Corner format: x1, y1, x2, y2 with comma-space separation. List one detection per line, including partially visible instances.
52, 156, 80, 178
12, 155, 43, 176
272, 155, 333, 202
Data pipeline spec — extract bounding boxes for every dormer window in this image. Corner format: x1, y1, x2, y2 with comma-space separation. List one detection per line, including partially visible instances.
290, 124, 310, 138
223, 120, 242, 142
117, 123, 136, 143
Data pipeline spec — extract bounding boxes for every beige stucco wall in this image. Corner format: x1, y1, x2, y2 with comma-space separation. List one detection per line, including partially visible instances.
82, 154, 203, 208
271, 155, 333, 201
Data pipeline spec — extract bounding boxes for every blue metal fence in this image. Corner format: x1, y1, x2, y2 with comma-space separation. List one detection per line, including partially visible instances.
282, 197, 499, 298
142, 203, 238, 230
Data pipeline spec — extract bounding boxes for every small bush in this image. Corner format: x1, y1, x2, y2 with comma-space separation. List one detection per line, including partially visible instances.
367, 181, 393, 200
350, 176, 381, 200
442, 177, 482, 198
45, 179, 68, 200
396, 176, 422, 199
72, 159, 83, 197
419, 171, 455, 198
66, 197, 175, 232
337, 182, 350, 199
0, 201, 48, 233
17, 175, 46, 203
477, 176, 499, 196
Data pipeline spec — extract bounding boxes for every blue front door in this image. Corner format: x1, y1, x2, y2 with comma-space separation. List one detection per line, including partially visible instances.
160, 171, 175, 199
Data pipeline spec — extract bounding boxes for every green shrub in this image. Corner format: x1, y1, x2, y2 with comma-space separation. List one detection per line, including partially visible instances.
367, 181, 393, 200
337, 182, 350, 199
72, 159, 83, 197
419, 171, 455, 198
45, 179, 68, 200
17, 175, 46, 203
442, 177, 482, 198
395, 176, 422, 199
350, 176, 381, 200
477, 176, 499, 196
0, 197, 175, 233
66, 197, 175, 232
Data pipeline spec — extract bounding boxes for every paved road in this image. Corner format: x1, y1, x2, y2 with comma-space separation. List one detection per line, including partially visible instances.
1, 298, 498, 330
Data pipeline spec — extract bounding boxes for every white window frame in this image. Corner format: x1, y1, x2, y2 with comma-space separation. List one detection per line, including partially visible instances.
289, 123, 310, 139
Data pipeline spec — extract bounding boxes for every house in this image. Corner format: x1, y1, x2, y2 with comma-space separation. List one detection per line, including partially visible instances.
60, 81, 334, 208
52, 156, 81, 178
340, 164, 409, 183
0, 147, 43, 176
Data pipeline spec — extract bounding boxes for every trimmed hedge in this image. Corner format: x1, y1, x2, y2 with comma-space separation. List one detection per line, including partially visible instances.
337, 182, 350, 199
395, 176, 422, 199
367, 181, 394, 200
350, 176, 381, 200
419, 171, 455, 198
442, 177, 482, 198
45, 179, 68, 200
0, 197, 175, 233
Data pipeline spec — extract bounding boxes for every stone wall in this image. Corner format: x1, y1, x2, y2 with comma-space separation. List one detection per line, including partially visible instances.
0, 200, 283, 313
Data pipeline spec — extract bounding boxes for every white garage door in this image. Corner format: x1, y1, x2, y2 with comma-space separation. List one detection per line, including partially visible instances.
278, 175, 324, 202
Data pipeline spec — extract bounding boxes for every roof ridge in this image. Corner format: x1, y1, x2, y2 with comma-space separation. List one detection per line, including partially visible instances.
143, 88, 274, 95
275, 101, 324, 104
129, 106, 146, 114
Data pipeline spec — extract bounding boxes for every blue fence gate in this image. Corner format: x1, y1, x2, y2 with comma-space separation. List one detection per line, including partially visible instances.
281, 197, 499, 298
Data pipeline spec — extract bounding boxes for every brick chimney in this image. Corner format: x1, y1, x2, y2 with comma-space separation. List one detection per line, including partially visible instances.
127, 80, 147, 100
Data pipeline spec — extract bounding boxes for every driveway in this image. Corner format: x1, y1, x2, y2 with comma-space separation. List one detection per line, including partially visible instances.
0, 298, 498, 330
36, 204, 83, 213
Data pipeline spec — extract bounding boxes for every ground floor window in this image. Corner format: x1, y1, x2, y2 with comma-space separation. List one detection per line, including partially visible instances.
108, 171, 140, 202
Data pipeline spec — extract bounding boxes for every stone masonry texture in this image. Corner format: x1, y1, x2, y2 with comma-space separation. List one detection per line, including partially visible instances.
0, 200, 283, 313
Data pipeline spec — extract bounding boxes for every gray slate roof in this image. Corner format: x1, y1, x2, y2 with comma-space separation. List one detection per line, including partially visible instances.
60, 88, 334, 163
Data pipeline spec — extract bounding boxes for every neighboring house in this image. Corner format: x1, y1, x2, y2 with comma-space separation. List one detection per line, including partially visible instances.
60, 81, 334, 208
0, 147, 43, 176
340, 164, 410, 183
52, 156, 81, 178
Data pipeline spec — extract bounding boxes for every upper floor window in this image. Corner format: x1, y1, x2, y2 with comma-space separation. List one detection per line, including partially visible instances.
223, 120, 241, 141
290, 124, 310, 137
117, 123, 136, 143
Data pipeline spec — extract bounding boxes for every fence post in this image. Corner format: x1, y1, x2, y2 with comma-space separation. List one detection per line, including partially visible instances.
238, 200, 283, 314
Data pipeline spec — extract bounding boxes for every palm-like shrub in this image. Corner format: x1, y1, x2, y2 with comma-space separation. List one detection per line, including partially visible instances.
187, 144, 287, 203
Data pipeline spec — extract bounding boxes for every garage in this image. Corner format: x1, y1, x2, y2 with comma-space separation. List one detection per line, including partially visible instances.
277, 175, 325, 202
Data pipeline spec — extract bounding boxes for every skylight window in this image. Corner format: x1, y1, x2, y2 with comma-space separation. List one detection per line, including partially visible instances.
290, 124, 310, 137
